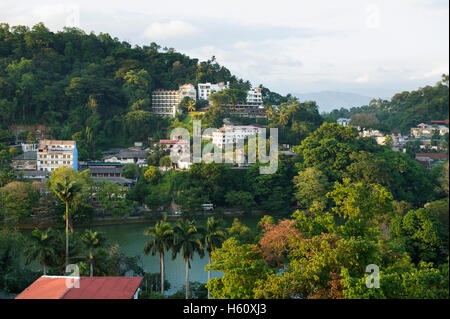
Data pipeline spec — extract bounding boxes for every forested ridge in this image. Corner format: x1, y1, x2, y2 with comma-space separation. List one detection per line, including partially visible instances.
326, 75, 449, 133
0, 22, 256, 151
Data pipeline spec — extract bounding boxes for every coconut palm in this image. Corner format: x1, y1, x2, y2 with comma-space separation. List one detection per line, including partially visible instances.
187, 100, 196, 112
172, 219, 204, 299
204, 217, 226, 298
49, 176, 82, 266
24, 228, 56, 275
81, 230, 105, 277
144, 219, 174, 295
278, 108, 289, 126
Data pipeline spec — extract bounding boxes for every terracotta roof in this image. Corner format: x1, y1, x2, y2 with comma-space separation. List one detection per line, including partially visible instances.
15, 276, 143, 299
160, 139, 189, 144
415, 153, 449, 160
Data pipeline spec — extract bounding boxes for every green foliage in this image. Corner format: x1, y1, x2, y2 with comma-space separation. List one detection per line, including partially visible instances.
0, 23, 249, 148
143, 166, 161, 184
227, 218, 253, 244
206, 238, 272, 299
293, 167, 330, 209
0, 229, 38, 294
24, 228, 56, 275
0, 181, 39, 223
327, 75, 449, 133
390, 208, 448, 264
122, 163, 139, 179
225, 190, 255, 214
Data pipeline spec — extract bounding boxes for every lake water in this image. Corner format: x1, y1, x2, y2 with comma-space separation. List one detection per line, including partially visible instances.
89, 215, 265, 295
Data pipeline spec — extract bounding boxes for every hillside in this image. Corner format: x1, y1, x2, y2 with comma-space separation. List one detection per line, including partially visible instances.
325, 75, 449, 133
0, 22, 256, 156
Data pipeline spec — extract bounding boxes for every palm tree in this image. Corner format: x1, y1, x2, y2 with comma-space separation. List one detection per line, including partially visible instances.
25, 228, 56, 275
49, 177, 82, 266
81, 230, 105, 277
187, 100, 196, 112
172, 219, 204, 299
144, 219, 174, 295
204, 217, 226, 298
279, 108, 289, 126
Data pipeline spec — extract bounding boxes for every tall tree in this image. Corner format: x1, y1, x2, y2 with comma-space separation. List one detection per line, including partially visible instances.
24, 228, 56, 275
48, 176, 82, 266
81, 229, 105, 277
204, 217, 226, 298
144, 219, 174, 295
172, 219, 205, 299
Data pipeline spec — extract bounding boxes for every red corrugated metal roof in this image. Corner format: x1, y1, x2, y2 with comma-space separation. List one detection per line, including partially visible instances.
15, 276, 143, 299
15, 277, 71, 299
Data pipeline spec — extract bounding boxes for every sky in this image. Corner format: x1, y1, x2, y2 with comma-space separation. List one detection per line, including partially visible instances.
1, 0, 449, 99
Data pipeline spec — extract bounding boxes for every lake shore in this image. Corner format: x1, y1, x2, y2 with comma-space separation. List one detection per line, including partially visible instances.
2, 209, 269, 230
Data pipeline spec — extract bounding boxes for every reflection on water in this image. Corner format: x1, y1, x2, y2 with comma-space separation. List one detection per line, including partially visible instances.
89, 215, 262, 294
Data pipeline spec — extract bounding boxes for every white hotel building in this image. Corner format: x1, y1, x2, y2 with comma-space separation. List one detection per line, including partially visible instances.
246, 87, 263, 108
37, 140, 78, 172
152, 84, 196, 117
198, 82, 230, 101
212, 124, 266, 147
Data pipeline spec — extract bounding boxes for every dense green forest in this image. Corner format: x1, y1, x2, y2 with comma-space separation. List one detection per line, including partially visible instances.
0, 22, 261, 154
325, 75, 449, 133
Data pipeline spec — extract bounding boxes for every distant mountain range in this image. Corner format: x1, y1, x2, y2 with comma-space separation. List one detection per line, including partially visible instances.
294, 91, 375, 113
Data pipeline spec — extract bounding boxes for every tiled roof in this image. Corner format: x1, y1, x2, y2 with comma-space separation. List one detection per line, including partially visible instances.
15, 276, 143, 299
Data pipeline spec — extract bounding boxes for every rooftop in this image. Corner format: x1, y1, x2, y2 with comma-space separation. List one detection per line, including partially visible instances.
160, 139, 189, 145
15, 276, 143, 299
13, 151, 37, 161
415, 153, 449, 160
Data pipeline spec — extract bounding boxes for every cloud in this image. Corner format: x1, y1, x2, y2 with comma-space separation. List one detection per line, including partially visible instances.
143, 20, 198, 40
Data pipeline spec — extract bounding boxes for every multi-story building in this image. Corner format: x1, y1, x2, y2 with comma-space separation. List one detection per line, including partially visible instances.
152, 84, 197, 117
179, 83, 197, 102
12, 151, 37, 171
36, 140, 78, 172
212, 124, 266, 147
410, 123, 449, 138
198, 82, 230, 101
151, 89, 180, 117
228, 107, 266, 119
246, 87, 263, 108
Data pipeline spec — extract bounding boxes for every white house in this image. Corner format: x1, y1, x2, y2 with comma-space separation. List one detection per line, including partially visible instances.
212, 124, 266, 147
198, 82, 230, 101
337, 118, 351, 127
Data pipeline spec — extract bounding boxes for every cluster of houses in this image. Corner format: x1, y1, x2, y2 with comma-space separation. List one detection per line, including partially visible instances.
11, 122, 277, 183
151, 82, 265, 118
336, 118, 449, 168
12, 139, 151, 187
